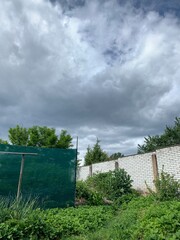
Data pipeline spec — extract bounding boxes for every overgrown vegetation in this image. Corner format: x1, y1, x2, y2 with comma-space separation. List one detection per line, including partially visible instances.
0, 169, 180, 239
76, 181, 103, 206
138, 117, 180, 153
147, 170, 180, 201
86, 169, 133, 200
0, 196, 37, 223
76, 169, 138, 206
0, 201, 113, 239
67, 197, 180, 240
69, 171, 180, 239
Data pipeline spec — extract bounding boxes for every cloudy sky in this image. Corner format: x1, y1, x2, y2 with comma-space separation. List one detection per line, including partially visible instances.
0, 0, 180, 160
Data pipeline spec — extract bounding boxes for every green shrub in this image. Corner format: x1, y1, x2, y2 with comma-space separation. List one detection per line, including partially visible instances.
113, 189, 140, 207
76, 181, 91, 200
86, 169, 133, 200
0, 205, 113, 239
76, 181, 103, 205
147, 170, 180, 201
0, 216, 52, 240
132, 201, 180, 239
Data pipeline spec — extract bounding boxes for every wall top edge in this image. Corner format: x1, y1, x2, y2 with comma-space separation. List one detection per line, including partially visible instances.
80, 145, 180, 168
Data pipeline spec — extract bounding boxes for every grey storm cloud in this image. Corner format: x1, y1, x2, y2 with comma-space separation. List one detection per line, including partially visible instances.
0, 0, 180, 159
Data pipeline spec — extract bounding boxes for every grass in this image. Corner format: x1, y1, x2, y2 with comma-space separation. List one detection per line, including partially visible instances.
65, 197, 180, 240
0, 195, 37, 222
0, 198, 114, 239
0, 196, 180, 239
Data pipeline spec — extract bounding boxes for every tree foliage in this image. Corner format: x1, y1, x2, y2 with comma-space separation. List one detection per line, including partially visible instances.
28, 126, 58, 148
9, 125, 29, 146
0, 139, 8, 145
84, 139, 108, 166
2, 125, 73, 149
138, 117, 180, 153
56, 130, 73, 149
109, 152, 124, 160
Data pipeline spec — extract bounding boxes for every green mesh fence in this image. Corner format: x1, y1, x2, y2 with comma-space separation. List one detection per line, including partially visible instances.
0, 144, 77, 208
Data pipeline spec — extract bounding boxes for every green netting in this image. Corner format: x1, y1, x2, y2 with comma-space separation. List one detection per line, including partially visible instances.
0, 144, 77, 208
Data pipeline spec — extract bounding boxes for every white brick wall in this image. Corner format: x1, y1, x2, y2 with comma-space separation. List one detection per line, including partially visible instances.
77, 145, 180, 192
117, 153, 154, 191
156, 146, 180, 180
77, 166, 90, 181
92, 160, 115, 173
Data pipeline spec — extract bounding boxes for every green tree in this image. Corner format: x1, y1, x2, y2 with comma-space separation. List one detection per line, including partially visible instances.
56, 130, 73, 149
28, 126, 57, 148
164, 117, 180, 145
84, 146, 92, 166
84, 139, 108, 166
138, 117, 180, 153
6, 125, 73, 149
8, 125, 29, 146
109, 152, 124, 160
0, 139, 8, 144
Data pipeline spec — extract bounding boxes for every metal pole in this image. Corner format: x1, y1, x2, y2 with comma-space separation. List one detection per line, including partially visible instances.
0, 151, 38, 156
76, 136, 79, 167
76, 136, 78, 152
73, 137, 79, 206
17, 154, 25, 200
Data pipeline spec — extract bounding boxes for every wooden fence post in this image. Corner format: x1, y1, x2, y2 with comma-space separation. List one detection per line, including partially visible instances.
89, 164, 93, 177
115, 160, 119, 170
152, 153, 159, 189
17, 154, 25, 200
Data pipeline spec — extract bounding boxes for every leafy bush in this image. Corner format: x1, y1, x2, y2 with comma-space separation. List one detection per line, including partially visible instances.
113, 189, 140, 207
147, 170, 180, 201
86, 169, 133, 200
76, 181, 91, 200
0, 205, 113, 239
133, 200, 180, 239
76, 181, 103, 205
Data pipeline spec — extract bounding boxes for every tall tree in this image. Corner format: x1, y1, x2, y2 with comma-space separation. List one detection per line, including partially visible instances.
138, 117, 180, 154
84, 139, 108, 166
84, 146, 92, 166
